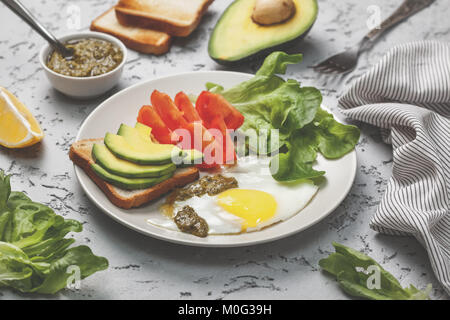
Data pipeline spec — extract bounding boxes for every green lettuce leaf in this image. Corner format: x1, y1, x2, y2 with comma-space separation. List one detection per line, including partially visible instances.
270, 109, 360, 182
0, 169, 108, 294
217, 53, 320, 145
207, 51, 360, 182
312, 108, 361, 159
319, 242, 432, 300
0, 171, 11, 210
270, 130, 325, 182
255, 52, 303, 77
32, 246, 109, 294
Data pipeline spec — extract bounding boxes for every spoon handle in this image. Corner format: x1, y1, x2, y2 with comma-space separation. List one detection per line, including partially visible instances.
1, 0, 70, 55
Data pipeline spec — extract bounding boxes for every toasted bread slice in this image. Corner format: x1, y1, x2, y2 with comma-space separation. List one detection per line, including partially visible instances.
90, 7, 172, 55
115, 0, 214, 37
69, 139, 199, 209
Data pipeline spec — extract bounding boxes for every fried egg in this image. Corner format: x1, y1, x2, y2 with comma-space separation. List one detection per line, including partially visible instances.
147, 156, 319, 235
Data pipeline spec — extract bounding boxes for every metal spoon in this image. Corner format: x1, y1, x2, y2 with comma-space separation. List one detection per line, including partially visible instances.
1, 0, 74, 59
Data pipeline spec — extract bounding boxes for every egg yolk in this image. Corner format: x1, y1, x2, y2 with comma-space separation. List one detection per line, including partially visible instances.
217, 189, 277, 229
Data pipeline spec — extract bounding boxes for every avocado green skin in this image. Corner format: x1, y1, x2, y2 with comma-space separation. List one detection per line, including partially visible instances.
208, 0, 318, 66
210, 26, 315, 66
178, 149, 204, 168
92, 144, 176, 178
91, 163, 173, 190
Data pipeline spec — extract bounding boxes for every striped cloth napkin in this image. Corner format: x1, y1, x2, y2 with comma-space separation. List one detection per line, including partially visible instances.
338, 41, 450, 294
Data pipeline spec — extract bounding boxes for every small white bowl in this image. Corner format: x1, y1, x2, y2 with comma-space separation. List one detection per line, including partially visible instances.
39, 32, 127, 99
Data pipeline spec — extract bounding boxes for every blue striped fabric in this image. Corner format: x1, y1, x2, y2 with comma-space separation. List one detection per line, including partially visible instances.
338, 41, 450, 294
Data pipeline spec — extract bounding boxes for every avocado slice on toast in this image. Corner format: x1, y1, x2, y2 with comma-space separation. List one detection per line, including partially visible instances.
92, 143, 176, 178
178, 149, 204, 167
104, 124, 183, 165
91, 163, 173, 190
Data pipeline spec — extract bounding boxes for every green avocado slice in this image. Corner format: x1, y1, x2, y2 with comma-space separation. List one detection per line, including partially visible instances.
209, 0, 318, 64
134, 122, 153, 142
104, 124, 183, 165
178, 149, 204, 167
133, 122, 202, 167
92, 144, 176, 178
91, 163, 173, 190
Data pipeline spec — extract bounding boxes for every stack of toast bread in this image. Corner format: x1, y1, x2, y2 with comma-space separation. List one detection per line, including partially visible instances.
91, 0, 214, 55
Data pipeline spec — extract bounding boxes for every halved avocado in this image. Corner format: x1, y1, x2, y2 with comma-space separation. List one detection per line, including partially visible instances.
104, 124, 183, 165
91, 163, 172, 190
92, 144, 176, 178
209, 0, 318, 64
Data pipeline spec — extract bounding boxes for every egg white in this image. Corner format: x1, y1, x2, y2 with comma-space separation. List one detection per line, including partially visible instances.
147, 155, 319, 235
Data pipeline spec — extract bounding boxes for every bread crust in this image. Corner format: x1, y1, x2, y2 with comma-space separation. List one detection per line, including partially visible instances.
69, 139, 199, 209
115, 0, 214, 37
90, 7, 172, 55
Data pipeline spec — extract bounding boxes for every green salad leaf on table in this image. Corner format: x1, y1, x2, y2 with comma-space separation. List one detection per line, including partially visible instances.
320, 242, 432, 300
208, 51, 360, 182
0, 170, 108, 294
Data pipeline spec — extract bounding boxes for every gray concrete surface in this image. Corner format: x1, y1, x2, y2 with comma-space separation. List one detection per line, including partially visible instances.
0, 0, 448, 299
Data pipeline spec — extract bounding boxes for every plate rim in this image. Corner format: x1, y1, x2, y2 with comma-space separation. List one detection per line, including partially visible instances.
74, 71, 357, 247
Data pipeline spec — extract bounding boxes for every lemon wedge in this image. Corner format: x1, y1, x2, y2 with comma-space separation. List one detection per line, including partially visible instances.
0, 87, 44, 148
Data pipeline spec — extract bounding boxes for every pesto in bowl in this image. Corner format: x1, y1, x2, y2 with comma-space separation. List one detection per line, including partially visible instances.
47, 38, 124, 77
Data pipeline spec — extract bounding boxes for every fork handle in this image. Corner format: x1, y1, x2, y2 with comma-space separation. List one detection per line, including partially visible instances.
365, 0, 435, 41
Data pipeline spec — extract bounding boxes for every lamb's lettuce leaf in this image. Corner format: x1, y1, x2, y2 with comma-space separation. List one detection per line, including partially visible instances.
319, 242, 432, 300
256, 51, 303, 77
210, 53, 320, 146
312, 108, 361, 159
270, 108, 360, 182
0, 172, 10, 210
0, 170, 108, 294
270, 128, 325, 182
207, 51, 360, 182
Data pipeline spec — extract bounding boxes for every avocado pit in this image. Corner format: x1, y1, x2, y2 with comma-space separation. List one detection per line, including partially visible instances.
208, 0, 318, 64
252, 0, 296, 25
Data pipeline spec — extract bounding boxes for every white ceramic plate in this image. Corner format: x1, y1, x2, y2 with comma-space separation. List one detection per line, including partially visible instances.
74, 71, 357, 247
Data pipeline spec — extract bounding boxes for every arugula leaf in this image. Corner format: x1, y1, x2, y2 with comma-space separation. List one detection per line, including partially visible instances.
319, 242, 432, 300
0, 169, 108, 294
207, 51, 360, 182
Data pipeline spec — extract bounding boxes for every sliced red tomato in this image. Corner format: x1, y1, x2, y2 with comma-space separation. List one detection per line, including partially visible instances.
195, 91, 244, 130
139, 90, 240, 168
137, 105, 175, 145
184, 122, 209, 151
151, 90, 189, 131
174, 92, 202, 123
209, 116, 237, 164
150, 90, 192, 148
